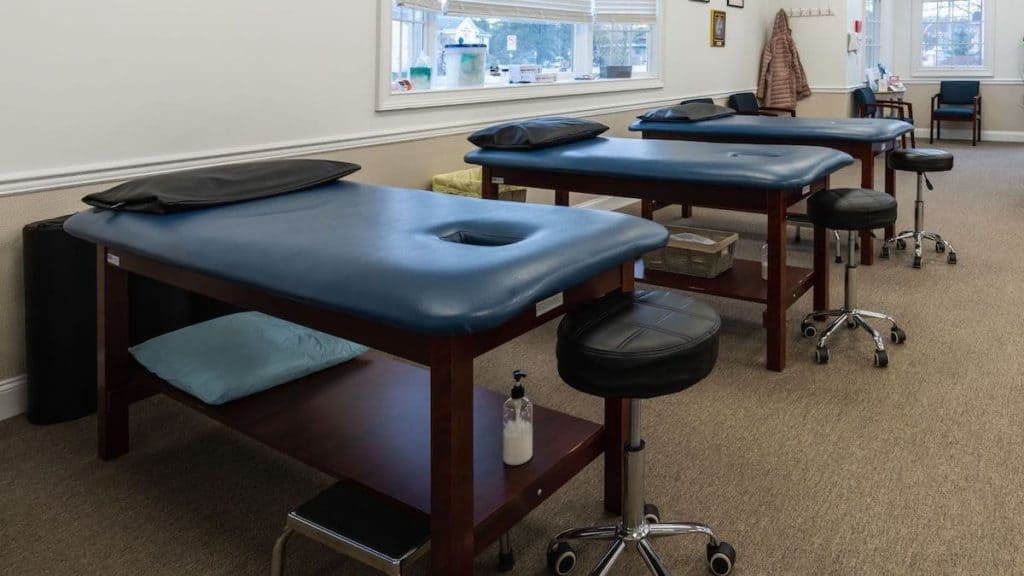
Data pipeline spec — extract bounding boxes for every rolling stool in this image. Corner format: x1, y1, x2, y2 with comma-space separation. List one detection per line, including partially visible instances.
881, 148, 956, 268
801, 188, 907, 367
546, 290, 735, 576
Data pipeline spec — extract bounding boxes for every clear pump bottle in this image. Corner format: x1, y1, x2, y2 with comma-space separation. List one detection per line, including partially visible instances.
502, 370, 534, 466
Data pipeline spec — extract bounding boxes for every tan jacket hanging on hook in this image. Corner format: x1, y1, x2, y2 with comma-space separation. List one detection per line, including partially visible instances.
757, 10, 812, 110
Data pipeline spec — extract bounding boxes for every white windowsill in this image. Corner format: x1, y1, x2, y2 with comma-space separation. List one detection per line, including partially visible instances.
911, 68, 994, 79
376, 75, 664, 111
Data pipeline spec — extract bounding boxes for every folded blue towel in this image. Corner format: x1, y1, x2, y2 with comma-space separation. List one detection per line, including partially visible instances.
130, 312, 368, 405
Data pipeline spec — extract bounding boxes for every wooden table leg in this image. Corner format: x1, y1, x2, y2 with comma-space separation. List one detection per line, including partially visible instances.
97, 246, 130, 460
430, 339, 475, 576
603, 398, 626, 515
555, 190, 570, 207
765, 194, 787, 372
859, 150, 876, 266
481, 167, 498, 201
603, 262, 633, 514
884, 151, 896, 242
813, 224, 830, 313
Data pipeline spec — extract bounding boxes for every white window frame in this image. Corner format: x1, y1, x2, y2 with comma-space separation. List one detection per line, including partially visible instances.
910, 0, 994, 78
375, 0, 664, 111
862, 0, 884, 73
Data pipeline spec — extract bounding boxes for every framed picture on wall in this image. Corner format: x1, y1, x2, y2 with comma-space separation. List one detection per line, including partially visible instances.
690, 0, 710, 3
727, 0, 744, 7
711, 10, 726, 47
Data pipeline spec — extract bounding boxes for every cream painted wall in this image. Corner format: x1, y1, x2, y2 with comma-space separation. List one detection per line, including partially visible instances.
1, 0, 769, 188
888, 0, 1024, 135
0, 2, 772, 383
0, 99, 638, 382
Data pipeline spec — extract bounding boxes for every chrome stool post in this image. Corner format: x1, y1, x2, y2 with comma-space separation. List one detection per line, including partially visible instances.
548, 399, 733, 576
802, 188, 906, 367
803, 231, 906, 367
547, 290, 734, 576
880, 148, 956, 268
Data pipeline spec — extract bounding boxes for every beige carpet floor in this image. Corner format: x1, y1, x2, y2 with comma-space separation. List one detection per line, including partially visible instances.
2, 141, 1023, 575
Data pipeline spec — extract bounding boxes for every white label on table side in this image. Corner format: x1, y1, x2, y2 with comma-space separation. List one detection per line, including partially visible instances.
536, 292, 564, 317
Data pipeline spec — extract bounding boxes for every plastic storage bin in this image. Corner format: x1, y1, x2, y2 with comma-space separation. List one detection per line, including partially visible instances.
642, 225, 738, 278
445, 42, 487, 88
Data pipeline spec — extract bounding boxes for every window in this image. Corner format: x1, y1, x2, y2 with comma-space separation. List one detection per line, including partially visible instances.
379, 0, 662, 110
863, 0, 883, 73
912, 0, 993, 76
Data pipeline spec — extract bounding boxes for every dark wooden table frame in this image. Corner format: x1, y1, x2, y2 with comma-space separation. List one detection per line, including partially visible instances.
636, 131, 903, 266
96, 245, 636, 576
481, 167, 833, 372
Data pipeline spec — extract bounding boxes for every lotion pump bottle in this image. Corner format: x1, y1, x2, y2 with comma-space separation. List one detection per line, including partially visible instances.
502, 370, 534, 466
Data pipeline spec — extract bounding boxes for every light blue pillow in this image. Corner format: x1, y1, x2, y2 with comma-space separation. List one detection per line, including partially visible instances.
129, 312, 369, 405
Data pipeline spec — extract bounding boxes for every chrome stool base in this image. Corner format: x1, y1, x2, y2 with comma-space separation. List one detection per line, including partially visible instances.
880, 172, 957, 268
546, 400, 735, 576
802, 230, 906, 367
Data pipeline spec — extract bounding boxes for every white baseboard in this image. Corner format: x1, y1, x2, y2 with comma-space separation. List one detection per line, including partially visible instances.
0, 375, 27, 422
913, 128, 1024, 143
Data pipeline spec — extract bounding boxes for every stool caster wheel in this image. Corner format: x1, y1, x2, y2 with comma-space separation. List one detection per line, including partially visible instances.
948, 252, 957, 265
815, 347, 830, 365
707, 541, 736, 576
498, 548, 515, 572
935, 243, 946, 254
547, 542, 577, 576
881, 246, 891, 259
846, 319, 858, 330
801, 321, 817, 338
874, 349, 889, 368
896, 239, 907, 250
891, 327, 907, 345
913, 256, 923, 269
643, 503, 661, 524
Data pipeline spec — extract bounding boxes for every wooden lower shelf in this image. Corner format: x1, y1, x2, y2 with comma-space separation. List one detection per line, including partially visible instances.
636, 258, 814, 306
134, 351, 604, 551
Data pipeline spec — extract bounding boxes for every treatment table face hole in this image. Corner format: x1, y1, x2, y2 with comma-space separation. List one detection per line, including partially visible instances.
439, 230, 525, 247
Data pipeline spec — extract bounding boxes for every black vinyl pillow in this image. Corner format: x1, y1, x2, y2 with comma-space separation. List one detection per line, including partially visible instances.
83, 159, 361, 214
637, 102, 737, 123
469, 117, 609, 150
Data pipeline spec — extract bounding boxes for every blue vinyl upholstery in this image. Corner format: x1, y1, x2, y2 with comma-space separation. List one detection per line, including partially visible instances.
726, 92, 761, 114
465, 137, 853, 190
630, 115, 913, 143
939, 81, 980, 105
852, 87, 879, 117
65, 182, 667, 335
933, 106, 976, 119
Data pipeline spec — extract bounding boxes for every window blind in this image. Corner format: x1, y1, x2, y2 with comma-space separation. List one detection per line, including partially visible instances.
396, 0, 444, 11
445, 0, 594, 23
594, 0, 658, 23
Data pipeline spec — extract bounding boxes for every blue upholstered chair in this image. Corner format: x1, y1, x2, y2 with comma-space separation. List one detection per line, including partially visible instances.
930, 81, 982, 146
726, 92, 796, 117
852, 87, 915, 148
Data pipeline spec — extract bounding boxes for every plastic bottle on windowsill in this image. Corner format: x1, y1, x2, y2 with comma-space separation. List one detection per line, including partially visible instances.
502, 370, 533, 466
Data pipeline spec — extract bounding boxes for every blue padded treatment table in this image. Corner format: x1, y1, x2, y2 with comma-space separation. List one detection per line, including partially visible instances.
65, 182, 667, 576
466, 136, 854, 372
630, 115, 916, 266
66, 181, 666, 334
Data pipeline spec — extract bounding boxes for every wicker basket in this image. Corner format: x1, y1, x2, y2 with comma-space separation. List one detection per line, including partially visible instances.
431, 167, 527, 202
643, 225, 738, 278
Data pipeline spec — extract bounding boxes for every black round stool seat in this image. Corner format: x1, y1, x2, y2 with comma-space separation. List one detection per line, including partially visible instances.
888, 148, 954, 173
807, 188, 898, 231
556, 290, 720, 399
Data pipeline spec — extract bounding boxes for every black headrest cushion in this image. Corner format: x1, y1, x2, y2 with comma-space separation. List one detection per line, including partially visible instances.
83, 159, 361, 214
468, 117, 609, 150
